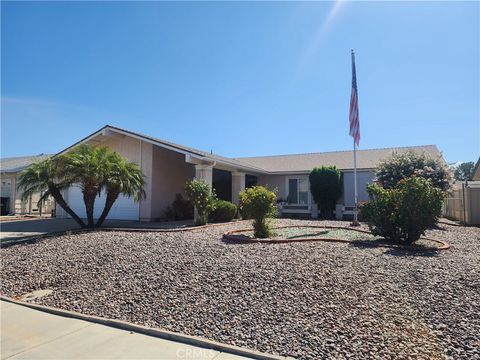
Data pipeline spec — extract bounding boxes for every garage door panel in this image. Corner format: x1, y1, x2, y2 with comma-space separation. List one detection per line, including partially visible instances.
66, 186, 139, 220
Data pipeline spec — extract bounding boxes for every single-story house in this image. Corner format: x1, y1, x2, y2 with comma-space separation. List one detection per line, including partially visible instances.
54, 125, 445, 221
0, 154, 55, 216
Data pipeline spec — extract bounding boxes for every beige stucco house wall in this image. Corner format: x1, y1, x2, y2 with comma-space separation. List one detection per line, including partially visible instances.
150, 145, 195, 219
257, 174, 287, 199
101, 133, 195, 220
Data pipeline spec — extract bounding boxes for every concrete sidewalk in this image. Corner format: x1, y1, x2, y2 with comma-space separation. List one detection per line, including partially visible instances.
0, 301, 251, 360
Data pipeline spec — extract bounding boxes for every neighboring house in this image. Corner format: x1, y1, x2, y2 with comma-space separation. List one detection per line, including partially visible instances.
55, 125, 445, 221
0, 154, 55, 216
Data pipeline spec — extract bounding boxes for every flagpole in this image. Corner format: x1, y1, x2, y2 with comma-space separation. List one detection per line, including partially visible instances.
350, 48, 360, 226
353, 139, 358, 225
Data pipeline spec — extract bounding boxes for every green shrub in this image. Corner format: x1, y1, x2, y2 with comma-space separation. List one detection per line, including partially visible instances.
309, 166, 343, 219
239, 186, 277, 238
375, 150, 451, 191
185, 179, 216, 226
360, 176, 446, 243
209, 200, 237, 222
165, 193, 194, 220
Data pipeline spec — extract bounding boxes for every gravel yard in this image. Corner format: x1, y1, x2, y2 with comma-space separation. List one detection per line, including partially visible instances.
230, 226, 444, 249
1, 219, 479, 359
235, 226, 379, 241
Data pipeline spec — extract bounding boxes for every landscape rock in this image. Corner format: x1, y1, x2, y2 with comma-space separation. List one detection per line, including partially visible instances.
1, 219, 479, 359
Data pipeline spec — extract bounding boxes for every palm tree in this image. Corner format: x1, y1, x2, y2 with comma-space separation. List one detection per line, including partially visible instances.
95, 153, 145, 227
63, 145, 112, 228
17, 157, 86, 228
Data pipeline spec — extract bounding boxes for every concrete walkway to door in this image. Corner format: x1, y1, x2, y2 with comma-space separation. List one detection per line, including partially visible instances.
0, 300, 253, 360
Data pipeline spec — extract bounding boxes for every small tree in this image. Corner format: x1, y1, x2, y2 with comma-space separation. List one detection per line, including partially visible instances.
95, 153, 145, 227
375, 150, 451, 191
63, 145, 112, 228
309, 166, 343, 219
454, 161, 475, 181
185, 179, 216, 226
239, 186, 277, 238
360, 177, 446, 243
17, 157, 86, 228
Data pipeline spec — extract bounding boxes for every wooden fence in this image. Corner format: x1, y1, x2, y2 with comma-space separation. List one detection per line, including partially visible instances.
443, 182, 480, 225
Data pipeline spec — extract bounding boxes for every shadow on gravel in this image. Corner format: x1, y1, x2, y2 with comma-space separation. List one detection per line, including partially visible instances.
287, 231, 329, 239
382, 247, 440, 257
220, 235, 252, 245
349, 241, 441, 257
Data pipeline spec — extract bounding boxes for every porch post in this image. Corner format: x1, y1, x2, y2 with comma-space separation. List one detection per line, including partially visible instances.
231, 172, 246, 206
10, 175, 17, 214
194, 164, 214, 223
194, 164, 213, 186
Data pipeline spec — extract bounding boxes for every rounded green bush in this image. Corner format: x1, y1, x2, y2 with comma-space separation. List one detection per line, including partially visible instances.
209, 200, 237, 222
239, 186, 277, 238
361, 176, 446, 243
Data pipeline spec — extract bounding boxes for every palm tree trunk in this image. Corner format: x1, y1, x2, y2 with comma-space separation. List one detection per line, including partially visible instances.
49, 187, 86, 228
83, 189, 97, 228
95, 191, 119, 227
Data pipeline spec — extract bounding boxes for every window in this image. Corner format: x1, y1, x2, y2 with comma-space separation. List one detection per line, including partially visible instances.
288, 178, 309, 204
245, 175, 258, 188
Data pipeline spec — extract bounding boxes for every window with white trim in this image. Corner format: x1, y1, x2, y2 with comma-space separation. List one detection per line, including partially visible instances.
287, 178, 309, 205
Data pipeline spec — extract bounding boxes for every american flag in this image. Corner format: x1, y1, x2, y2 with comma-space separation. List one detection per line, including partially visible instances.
349, 50, 360, 147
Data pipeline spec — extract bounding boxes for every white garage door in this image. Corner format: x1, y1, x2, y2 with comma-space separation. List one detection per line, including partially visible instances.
66, 186, 139, 220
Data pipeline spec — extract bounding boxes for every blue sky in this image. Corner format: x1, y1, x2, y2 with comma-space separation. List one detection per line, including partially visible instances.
1, 1, 479, 163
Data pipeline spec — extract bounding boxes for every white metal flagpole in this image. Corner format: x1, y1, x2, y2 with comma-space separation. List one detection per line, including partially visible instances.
353, 140, 358, 225
349, 49, 360, 226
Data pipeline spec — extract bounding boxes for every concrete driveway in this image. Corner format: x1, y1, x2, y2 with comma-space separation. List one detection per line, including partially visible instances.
0, 218, 81, 242
0, 217, 199, 244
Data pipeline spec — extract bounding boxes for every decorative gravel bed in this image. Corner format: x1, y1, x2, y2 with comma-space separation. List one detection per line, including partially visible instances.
1, 219, 479, 359
226, 226, 445, 249
236, 227, 377, 241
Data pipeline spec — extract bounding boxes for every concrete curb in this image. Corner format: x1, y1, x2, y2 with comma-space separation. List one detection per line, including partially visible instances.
223, 225, 450, 251
0, 220, 250, 248
0, 296, 291, 360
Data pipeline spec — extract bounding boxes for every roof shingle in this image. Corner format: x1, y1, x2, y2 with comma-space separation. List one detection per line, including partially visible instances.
0, 154, 51, 174
234, 145, 443, 173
